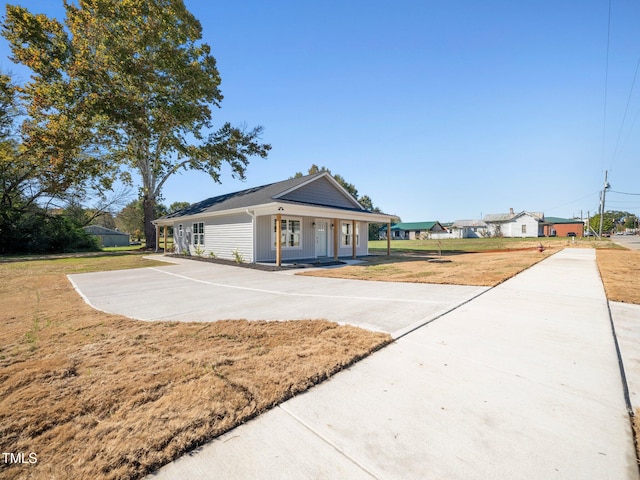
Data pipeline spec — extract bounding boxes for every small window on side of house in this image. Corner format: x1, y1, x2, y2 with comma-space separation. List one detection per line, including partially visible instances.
178, 224, 183, 237
192, 222, 204, 245
522, 224, 527, 234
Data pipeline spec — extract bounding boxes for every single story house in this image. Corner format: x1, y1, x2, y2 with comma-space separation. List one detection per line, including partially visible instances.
153, 172, 397, 265
378, 221, 447, 240
483, 209, 544, 238
542, 217, 585, 237
83, 225, 130, 247
450, 219, 488, 238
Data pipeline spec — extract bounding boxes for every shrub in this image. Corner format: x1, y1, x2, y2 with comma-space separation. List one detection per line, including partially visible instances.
231, 248, 244, 264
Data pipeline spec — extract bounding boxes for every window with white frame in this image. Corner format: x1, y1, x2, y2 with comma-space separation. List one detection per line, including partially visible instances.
272, 217, 301, 248
193, 222, 204, 245
521, 224, 527, 234
341, 222, 359, 247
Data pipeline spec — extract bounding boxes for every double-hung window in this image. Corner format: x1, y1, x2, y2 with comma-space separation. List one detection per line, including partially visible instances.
272, 217, 301, 249
341, 222, 359, 247
193, 222, 204, 246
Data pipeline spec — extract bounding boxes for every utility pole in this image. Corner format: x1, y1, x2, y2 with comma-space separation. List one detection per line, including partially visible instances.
598, 170, 610, 237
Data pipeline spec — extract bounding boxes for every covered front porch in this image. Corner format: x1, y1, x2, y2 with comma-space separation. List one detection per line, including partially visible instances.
153, 201, 396, 266
255, 211, 393, 266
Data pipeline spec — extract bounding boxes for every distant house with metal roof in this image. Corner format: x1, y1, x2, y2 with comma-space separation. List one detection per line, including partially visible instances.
83, 225, 130, 247
379, 221, 447, 240
483, 209, 544, 238
450, 219, 488, 238
542, 217, 585, 237
153, 172, 397, 265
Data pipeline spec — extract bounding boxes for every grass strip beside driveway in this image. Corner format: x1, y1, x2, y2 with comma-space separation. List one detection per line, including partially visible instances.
301, 249, 554, 287
0, 256, 390, 480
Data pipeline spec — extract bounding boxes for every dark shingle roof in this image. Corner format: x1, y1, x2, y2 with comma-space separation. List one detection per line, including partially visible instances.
158, 172, 352, 220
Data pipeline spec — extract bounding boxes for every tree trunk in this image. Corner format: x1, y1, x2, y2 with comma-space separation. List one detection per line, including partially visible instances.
143, 194, 156, 250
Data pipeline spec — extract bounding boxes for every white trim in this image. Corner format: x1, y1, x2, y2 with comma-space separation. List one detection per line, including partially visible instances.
340, 221, 360, 247
246, 209, 257, 264
270, 215, 303, 251
154, 202, 397, 226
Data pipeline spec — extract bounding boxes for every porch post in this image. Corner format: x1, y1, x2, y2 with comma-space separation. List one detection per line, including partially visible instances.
387, 222, 391, 256
333, 218, 339, 260
276, 213, 282, 267
352, 219, 357, 259
163, 226, 168, 252
155, 224, 159, 253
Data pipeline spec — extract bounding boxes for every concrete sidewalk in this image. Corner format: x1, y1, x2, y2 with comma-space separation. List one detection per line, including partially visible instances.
148, 249, 639, 480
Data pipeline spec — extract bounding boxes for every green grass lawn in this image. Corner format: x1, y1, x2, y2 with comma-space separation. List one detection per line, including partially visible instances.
368, 236, 618, 253
101, 245, 145, 252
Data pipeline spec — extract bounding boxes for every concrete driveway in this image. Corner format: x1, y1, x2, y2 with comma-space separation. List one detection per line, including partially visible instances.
144, 248, 638, 480
67, 251, 640, 479
68, 256, 487, 337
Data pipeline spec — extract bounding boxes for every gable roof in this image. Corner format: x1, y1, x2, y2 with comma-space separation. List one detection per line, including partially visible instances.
157, 172, 365, 221
452, 219, 487, 228
483, 212, 514, 222
484, 211, 543, 222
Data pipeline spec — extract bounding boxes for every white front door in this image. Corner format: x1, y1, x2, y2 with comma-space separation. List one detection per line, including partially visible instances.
316, 221, 328, 257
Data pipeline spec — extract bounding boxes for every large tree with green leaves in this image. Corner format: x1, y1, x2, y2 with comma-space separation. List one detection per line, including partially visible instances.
3, 0, 270, 248
588, 210, 632, 235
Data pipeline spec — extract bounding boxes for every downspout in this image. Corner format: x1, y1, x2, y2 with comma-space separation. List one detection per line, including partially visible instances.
245, 209, 256, 263
152, 220, 158, 253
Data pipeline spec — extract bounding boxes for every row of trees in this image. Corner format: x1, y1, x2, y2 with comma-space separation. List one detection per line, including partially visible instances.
1, 0, 270, 254
588, 211, 638, 235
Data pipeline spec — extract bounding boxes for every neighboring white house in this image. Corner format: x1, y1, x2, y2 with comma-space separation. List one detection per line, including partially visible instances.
153, 172, 397, 264
483, 209, 544, 238
450, 219, 488, 238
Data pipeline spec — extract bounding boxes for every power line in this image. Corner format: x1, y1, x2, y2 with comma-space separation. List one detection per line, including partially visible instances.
544, 190, 600, 212
610, 53, 640, 170
610, 190, 640, 196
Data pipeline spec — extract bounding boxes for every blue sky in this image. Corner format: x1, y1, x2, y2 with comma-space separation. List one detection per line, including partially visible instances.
2, 1, 640, 221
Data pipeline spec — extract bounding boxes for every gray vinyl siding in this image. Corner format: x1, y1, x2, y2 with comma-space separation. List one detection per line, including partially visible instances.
336, 221, 368, 257
279, 176, 358, 209
255, 215, 316, 262
173, 213, 254, 262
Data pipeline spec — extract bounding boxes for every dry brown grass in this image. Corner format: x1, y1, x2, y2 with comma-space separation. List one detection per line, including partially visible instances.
0, 256, 390, 480
300, 248, 555, 286
596, 249, 640, 305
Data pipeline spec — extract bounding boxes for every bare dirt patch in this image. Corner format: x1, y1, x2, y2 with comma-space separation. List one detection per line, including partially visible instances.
596, 249, 640, 305
0, 256, 390, 480
300, 248, 555, 286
